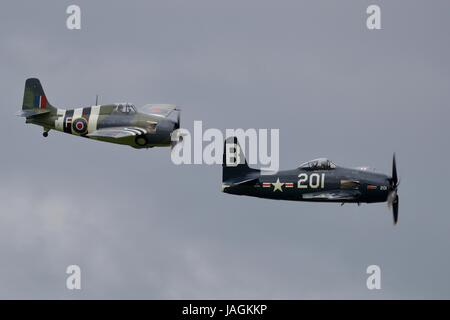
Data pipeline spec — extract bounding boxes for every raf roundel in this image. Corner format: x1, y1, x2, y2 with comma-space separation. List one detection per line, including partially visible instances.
72, 118, 88, 135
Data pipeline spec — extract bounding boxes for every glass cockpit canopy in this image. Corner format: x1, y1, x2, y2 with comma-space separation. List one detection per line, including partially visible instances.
299, 158, 336, 170
114, 103, 137, 114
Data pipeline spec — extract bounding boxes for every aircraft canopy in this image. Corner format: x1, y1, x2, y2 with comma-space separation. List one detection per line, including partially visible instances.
299, 158, 336, 170
114, 103, 137, 114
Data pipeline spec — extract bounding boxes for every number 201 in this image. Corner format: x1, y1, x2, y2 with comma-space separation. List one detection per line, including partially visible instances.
298, 173, 325, 189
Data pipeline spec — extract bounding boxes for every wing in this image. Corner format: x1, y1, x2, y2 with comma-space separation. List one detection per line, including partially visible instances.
302, 189, 361, 201
86, 127, 148, 139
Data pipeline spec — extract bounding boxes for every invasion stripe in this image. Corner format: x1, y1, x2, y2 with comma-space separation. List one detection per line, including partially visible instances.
63, 109, 74, 134
129, 127, 147, 135
124, 128, 142, 135
123, 129, 138, 136
72, 108, 83, 119
88, 106, 100, 133
55, 109, 66, 131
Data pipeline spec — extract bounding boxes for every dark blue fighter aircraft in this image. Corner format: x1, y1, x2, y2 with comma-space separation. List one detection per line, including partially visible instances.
222, 138, 400, 225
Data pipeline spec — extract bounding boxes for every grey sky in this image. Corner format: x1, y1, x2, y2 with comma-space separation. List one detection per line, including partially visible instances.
0, 0, 449, 298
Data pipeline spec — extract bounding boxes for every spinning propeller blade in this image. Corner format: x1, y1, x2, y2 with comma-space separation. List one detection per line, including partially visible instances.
388, 153, 400, 225
392, 194, 399, 225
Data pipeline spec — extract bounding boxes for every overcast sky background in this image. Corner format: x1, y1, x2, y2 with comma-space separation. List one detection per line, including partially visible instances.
0, 0, 449, 299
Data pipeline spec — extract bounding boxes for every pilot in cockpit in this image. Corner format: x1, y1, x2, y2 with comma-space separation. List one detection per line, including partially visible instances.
299, 158, 336, 170
115, 103, 136, 114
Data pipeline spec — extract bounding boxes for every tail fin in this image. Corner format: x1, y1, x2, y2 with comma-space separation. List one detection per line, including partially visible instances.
222, 137, 258, 182
20, 78, 56, 116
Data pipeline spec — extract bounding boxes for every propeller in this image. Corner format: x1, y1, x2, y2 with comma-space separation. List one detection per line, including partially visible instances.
387, 153, 400, 225
174, 109, 180, 130
171, 109, 183, 150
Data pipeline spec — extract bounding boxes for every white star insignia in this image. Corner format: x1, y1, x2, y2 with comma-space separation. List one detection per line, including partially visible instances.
272, 178, 284, 192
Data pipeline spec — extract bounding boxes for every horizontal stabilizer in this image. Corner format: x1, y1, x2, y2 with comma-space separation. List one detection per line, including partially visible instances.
224, 176, 259, 186
17, 109, 51, 118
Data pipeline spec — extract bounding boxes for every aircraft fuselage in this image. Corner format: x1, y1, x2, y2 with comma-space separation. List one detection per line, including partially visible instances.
27, 104, 176, 148
222, 167, 390, 204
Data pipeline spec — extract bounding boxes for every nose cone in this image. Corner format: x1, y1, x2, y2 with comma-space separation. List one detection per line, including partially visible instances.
381, 176, 392, 201
170, 119, 179, 132
156, 118, 174, 132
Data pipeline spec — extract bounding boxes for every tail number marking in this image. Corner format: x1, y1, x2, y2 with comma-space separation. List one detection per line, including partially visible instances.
225, 143, 241, 167
298, 173, 325, 189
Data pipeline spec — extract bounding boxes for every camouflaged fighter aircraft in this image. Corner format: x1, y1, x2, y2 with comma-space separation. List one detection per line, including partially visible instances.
18, 78, 180, 148
222, 137, 400, 225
